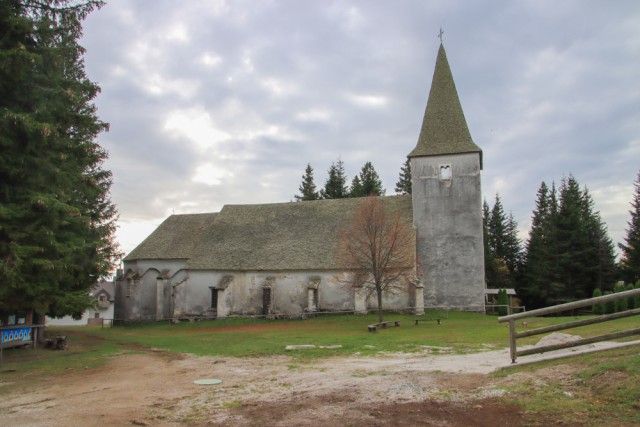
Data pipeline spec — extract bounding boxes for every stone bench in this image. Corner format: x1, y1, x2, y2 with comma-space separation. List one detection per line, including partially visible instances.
367, 320, 400, 332
414, 318, 441, 326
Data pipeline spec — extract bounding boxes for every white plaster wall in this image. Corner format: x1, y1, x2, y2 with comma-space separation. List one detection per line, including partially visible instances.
411, 152, 485, 309
120, 262, 416, 321
46, 304, 114, 326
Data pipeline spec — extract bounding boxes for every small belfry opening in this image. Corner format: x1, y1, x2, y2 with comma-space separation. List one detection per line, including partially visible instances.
439, 164, 452, 180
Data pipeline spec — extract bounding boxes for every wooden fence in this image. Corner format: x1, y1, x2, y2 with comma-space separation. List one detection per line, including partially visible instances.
498, 288, 640, 363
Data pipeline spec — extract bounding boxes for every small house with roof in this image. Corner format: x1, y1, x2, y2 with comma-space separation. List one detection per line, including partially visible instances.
46, 280, 116, 326
116, 43, 486, 322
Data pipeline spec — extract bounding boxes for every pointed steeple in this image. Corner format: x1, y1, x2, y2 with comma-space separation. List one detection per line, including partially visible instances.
409, 44, 482, 167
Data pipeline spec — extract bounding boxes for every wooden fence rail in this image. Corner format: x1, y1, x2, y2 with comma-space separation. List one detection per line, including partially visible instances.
498, 288, 640, 363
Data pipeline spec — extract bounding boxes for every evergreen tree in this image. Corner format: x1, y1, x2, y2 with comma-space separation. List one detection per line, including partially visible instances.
581, 187, 616, 294
394, 157, 412, 195
619, 171, 640, 284
0, 0, 119, 317
320, 158, 349, 199
350, 161, 384, 197
483, 200, 493, 284
484, 194, 521, 290
488, 194, 507, 263
521, 182, 558, 308
504, 212, 523, 275
294, 163, 319, 201
349, 175, 363, 198
555, 175, 590, 302
522, 176, 616, 309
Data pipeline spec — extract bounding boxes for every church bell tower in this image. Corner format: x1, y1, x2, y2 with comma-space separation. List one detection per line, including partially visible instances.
409, 43, 485, 310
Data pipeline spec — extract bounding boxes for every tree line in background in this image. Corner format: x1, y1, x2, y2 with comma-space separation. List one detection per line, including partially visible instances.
486, 172, 640, 310
295, 157, 412, 201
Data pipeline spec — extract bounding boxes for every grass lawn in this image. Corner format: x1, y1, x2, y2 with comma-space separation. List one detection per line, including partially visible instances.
1, 310, 638, 425
493, 345, 640, 425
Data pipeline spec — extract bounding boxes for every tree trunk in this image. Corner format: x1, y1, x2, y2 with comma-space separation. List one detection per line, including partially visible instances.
376, 285, 384, 323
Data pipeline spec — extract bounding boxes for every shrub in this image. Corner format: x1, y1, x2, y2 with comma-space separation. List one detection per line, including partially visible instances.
592, 288, 604, 315
497, 289, 508, 316
627, 283, 636, 310
604, 291, 616, 314
614, 283, 627, 313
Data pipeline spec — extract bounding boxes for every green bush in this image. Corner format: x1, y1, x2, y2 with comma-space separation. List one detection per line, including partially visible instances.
615, 283, 627, 313
636, 281, 640, 309
627, 283, 636, 310
497, 289, 508, 316
592, 288, 604, 315
604, 291, 616, 314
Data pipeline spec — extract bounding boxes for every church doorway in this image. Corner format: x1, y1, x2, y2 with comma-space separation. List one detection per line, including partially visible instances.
210, 288, 218, 317
262, 287, 272, 315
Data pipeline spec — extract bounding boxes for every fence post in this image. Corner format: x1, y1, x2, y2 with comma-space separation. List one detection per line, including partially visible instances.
508, 319, 517, 363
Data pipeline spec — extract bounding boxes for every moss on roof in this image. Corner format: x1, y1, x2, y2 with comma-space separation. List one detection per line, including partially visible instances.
124, 213, 218, 261
125, 196, 414, 271
409, 44, 482, 166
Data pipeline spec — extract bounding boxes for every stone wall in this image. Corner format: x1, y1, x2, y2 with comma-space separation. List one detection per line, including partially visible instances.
411, 152, 485, 310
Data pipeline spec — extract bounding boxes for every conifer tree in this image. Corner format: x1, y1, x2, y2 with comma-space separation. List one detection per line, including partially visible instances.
496, 288, 509, 316
484, 194, 522, 290
394, 157, 412, 195
504, 212, 523, 275
350, 161, 384, 197
521, 182, 557, 308
619, 171, 640, 284
522, 177, 616, 308
295, 164, 319, 201
581, 187, 616, 294
320, 159, 349, 199
483, 200, 493, 283
349, 175, 363, 198
0, 0, 119, 317
489, 194, 507, 263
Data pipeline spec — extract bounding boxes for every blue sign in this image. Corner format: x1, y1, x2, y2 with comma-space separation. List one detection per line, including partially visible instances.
1, 327, 32, 343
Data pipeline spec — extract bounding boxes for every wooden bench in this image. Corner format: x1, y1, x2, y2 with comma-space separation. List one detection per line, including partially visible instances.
414, 318, 441, 326
367, 320, 400, 332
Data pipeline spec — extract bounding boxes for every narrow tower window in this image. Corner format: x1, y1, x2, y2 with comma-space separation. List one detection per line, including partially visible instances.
439, 164, 452, 180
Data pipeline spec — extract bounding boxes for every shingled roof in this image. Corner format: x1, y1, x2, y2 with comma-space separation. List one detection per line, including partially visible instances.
409, 44, 482, 167
124, 213, 218, 261
125, 196, 414, 271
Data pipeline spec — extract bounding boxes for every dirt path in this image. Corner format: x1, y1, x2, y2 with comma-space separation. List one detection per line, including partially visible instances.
1, 337, 637, 426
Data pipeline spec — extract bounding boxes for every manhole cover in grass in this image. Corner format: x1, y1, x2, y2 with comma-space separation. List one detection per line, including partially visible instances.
194, 378, 222, 385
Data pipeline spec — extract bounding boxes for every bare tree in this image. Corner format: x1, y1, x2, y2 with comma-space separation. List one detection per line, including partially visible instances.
337, 196, 415, 322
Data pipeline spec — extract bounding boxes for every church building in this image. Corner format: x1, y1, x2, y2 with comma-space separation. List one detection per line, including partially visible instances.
115, 44, 485, 322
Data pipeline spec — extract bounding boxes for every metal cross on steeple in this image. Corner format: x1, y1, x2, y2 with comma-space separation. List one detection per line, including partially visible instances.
438, 28, 444, 43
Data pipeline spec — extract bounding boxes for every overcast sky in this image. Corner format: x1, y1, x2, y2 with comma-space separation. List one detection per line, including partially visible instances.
79, 0, 640, 257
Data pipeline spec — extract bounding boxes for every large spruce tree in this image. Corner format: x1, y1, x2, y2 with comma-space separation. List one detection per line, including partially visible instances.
619, 171, 640, 283
0, 0, 119, 317
521, 182, 559, 308
320, 158, 349, 199
350, 161, 385, 197
295, 163, 320, 201
394, 157, 412, 195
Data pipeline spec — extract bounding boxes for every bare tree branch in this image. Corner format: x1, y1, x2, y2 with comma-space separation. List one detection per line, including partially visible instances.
336, 196, 415, 322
